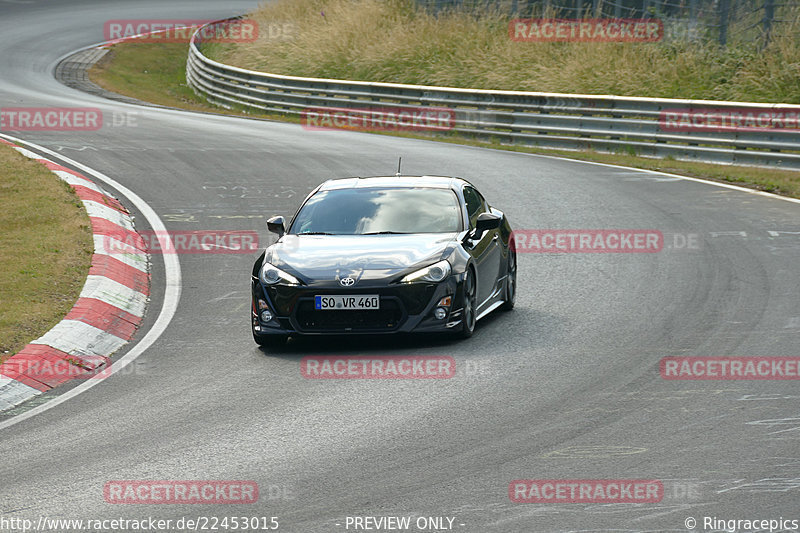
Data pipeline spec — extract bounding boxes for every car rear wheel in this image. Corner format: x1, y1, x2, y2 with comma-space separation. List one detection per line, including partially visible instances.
457, 268, 477, 338
500, 247, 516, 311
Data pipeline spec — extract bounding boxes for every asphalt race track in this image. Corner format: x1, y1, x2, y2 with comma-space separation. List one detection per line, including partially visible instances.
1, 1, 799, 532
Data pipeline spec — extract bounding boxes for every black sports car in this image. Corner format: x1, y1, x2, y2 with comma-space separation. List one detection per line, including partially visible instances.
250, 175, 516, 346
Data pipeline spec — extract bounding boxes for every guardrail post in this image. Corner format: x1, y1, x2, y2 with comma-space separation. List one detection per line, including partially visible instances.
762, 0, 775, 46
718, 0, 730, 45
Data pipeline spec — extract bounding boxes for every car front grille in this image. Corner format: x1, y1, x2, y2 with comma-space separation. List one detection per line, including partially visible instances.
293, 297, 405, 332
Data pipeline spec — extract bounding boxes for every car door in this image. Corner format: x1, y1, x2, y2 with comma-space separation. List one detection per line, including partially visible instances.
463, 185, 502, 305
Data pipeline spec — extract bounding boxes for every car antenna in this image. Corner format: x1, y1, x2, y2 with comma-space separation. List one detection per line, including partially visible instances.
395, 157, 402, 176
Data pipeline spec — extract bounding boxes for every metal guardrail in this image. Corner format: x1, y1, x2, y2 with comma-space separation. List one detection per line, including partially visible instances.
186, 22, 800, 170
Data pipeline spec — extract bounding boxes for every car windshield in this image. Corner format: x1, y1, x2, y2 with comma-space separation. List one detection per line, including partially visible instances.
289, 187, 463, 235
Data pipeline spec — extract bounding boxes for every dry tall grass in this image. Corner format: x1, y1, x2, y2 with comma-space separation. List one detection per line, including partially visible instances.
209, 0, 800, 103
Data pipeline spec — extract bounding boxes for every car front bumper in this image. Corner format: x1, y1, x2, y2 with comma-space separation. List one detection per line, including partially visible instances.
251, 274, 467, 336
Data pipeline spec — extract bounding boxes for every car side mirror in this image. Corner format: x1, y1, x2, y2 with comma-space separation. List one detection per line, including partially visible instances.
267, 215, 285, 237
475, 212, 502, 232
465, 212, 502, 242
475, 211, 503, 233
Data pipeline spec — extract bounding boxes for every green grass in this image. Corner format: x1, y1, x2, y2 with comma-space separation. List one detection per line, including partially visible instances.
90, 41, 297, 122
90, 42, 219, 111
0, 143, 93, 362
211, 0, 800, 103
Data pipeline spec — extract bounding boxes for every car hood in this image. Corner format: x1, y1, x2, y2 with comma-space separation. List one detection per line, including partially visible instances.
266, 233, 457, 281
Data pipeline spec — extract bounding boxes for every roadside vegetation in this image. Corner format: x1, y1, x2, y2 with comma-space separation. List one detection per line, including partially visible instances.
88, 0, 800, 199
90, 42, 221, 112
210, 0, 800, 103
0, 143, 93, 362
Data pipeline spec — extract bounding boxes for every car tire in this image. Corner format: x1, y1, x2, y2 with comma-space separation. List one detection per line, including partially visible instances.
500, 247, 516, 311
253, 332, 288, 348
457, 268, 477, 339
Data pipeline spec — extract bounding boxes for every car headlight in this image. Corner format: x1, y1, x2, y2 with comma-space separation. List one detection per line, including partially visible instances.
259, 262, 300, 285
401, 260, 451, 283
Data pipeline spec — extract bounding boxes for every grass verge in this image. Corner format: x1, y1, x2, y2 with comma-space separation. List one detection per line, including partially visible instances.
214, 0, 800, 104
90, 42, 224, 112
89, 37, 800, 199
0, 143, 93, 362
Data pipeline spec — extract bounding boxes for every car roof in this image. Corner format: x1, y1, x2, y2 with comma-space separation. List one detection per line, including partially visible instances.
318, 175, 470, 191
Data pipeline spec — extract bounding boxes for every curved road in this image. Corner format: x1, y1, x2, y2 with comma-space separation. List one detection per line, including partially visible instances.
1, 1, 799, 532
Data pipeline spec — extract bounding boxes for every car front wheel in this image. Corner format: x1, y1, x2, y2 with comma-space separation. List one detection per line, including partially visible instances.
457, 268, 477, 339
500, 247, 516, 311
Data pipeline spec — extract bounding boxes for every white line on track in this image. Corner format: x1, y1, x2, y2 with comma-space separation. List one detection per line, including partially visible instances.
513, 150, 800, 206
0, 133, 182, 431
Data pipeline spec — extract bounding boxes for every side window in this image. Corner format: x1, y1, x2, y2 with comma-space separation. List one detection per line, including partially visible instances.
463, 186, 483, 221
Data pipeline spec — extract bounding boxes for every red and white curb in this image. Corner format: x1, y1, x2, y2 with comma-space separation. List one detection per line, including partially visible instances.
0, 138, 150, 412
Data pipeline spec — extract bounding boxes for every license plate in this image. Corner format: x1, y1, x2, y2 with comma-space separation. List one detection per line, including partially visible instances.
315, 295, 380, 310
